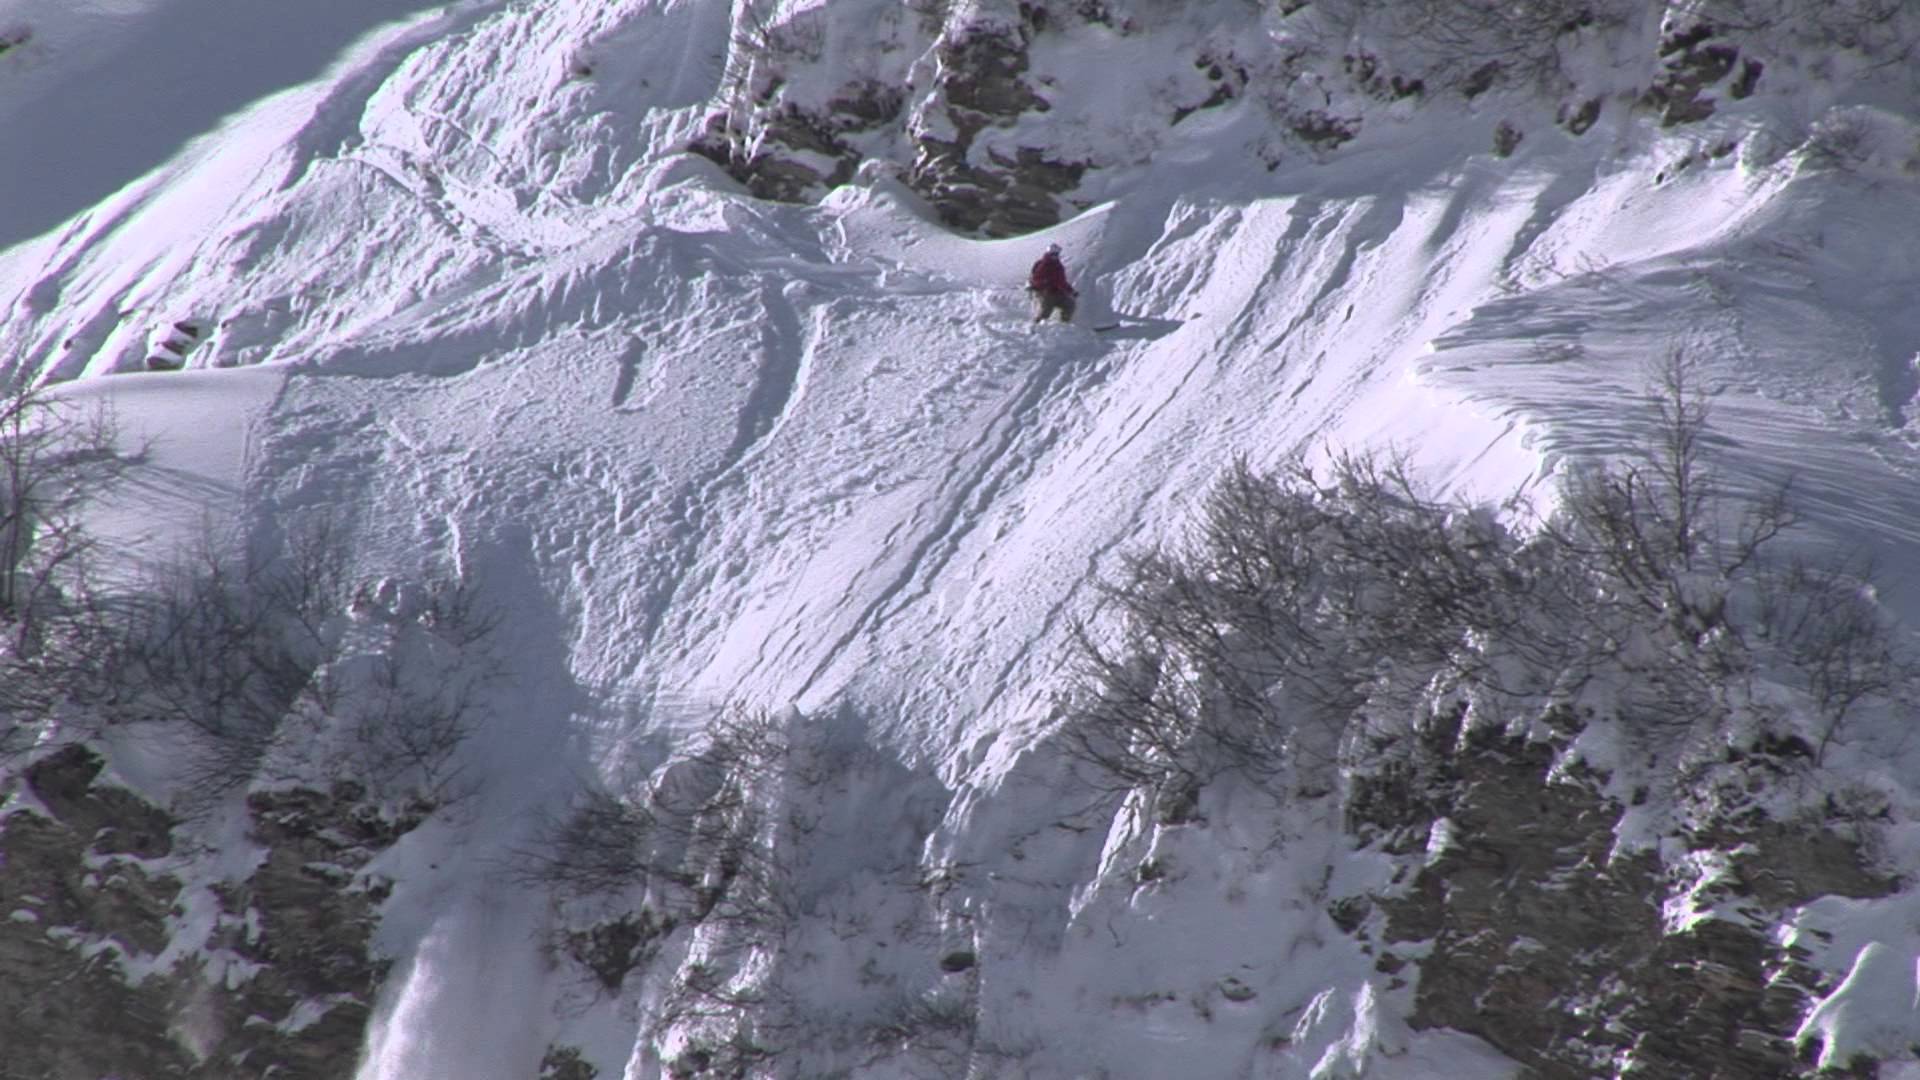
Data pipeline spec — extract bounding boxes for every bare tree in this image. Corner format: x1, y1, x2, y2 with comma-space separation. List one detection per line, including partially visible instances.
0, 381, 132, 655
0, 382, 137, 758
102, 526, 346, 797
1752, 553, 1909, 763
525, 708, 793, 922
95, 521, 500, 810
1062, 349, 1905, 803
1695, 0, 1918, 60
1060, 451, 1537, 805
1548, 352, 1793, 688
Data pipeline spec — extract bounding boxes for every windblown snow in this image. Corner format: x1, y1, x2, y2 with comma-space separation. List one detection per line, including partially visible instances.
5, 0, 1920, 1077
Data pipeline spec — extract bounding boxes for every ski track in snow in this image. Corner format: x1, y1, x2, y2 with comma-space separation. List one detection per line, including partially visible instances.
794, 324, 1109, 703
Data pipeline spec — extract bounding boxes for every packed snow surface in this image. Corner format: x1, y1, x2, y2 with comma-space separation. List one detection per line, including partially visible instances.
6, 0, 1920, 1076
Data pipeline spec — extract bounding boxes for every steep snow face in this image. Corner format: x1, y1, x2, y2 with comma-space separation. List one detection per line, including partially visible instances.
6, 0, 1920, 1077
0, 0, 453, 252
0, 0, 734, 379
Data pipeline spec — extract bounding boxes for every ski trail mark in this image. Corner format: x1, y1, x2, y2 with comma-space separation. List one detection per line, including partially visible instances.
1303, 191, 1408, 322
1092, 345, 1214, 474
1494, 165, 1598, 287
793, 334, 1099, 702
611, 336, 643, 409
725, 280, 811, 466
614, 285, 812, 654
974, 492, 1162, 722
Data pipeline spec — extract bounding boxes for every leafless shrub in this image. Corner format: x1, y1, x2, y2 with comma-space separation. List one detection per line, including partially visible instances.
103, 528, 342, 794
328, 607, 500, 807
861, 990, 980, 1076
1278, 0, 1637, 99
1541, 352, 1799, 734
91, 521, 499, 810
0, 383, 138, 757
1065, 349, 1905, 802
528, 781, 663, 896
1061, 451, 1537, 801
524, 708, 796, 999
0, 382, 132, 655
1752, 554, 1909, 764
1693, 0, 1918, 60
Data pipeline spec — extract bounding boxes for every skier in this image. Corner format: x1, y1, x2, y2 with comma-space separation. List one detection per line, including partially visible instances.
1028, 243, 1077, 324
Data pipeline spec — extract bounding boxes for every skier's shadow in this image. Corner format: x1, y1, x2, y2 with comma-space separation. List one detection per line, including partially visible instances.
1091, 312, 1183, 341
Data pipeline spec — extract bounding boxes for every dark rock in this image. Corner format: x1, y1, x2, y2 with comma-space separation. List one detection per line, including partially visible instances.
1350, 722, 1897, 1079
1218, 976, 1256, 1002
1660, 22, 1719, 57
1493, 121, 1523, 158
1645, 24, 1741, 126
1290, 111, 1359, 152
828, 79, 906, 129
1327, 896, 1370, 934
1153, 774, 1202, 825
27, 745, 175, 859
1562, 97, 1602, 136
904, 27, 1080, 235
1, 753, 423, 1080
692, 81, 899, 205
939, 29, 1046, 121
1461, 62, 1502, 100
1344, 51, 1423, 102
1172, 81, 1236, 126
563, 909, 675, 991
542, 1044, 601, 1080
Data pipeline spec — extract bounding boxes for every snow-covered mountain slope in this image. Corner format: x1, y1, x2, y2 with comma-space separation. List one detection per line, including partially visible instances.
7, 1, 1920, 1078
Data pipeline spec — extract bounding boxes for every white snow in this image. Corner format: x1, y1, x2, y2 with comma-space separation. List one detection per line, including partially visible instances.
5, 0, 1920, 1077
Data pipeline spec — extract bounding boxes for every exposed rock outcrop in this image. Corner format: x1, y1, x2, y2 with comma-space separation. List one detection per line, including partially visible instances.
694, 19, 1086, 236
1347, 714, 1896, 1079
1, 747, 190, 1080
677, 1, 1883, 236
0, 745, 421, 1079
1643, 22, 1747, 126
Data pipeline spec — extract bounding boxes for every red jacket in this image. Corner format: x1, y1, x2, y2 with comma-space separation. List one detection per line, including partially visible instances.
1029, 253, 1074, 296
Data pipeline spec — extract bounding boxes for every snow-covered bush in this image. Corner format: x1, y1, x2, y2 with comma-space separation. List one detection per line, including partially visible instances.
1063, 450, 1536, 803
1797, 106, 1920, 175
1066, 352, 1910, 806
1751, 552, 1904, 763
